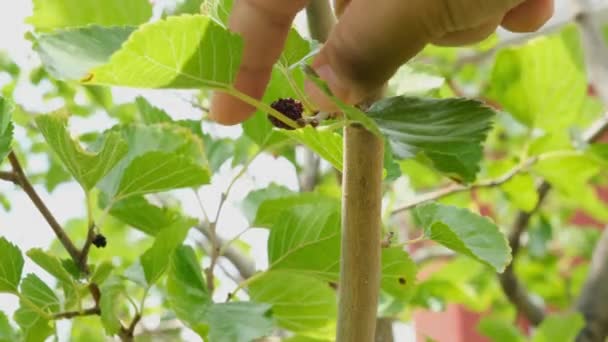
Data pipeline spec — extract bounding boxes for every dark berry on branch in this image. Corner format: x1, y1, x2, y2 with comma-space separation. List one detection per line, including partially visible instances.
92, 234, 107, 248
267, 98, 304, 130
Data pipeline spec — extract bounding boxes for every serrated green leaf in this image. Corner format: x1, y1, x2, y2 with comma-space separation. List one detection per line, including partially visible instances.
99, 278, 124, 335
26, 249, 73, 285
531, 313, 584, 342
0, 97, 13, 163
14, 274, 59, 342
0, 237, 24, 293
110, 196, 181, 236
141, 219, 194, 285
254, 193, 339, 228
534, 154, 608, 221
115, 151, 210, 200
367, 96, 495, 183
86, 15, 243, 89
135, 96, 172, 124
35, 114, 128, 190
282, 126, 343, 171
28, 0, 152, 31
97, 123, 209, 200
268, 204, 341, 281
414, 202, 511, 272
381, 248, 417, 302
477, 317, 526, 342
249, 271, 336, 333
205, 302, 273, 342
487, 30, 586, 131
241, 184, 293, 224
0, 311, 15, 342
34, 26, 135, 80
167, 246, 210, 334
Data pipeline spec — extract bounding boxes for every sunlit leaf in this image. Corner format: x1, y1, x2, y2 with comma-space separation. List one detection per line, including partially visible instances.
28, 0, 152, 31
381, 248, 417, 302
477, 317, 525, 342
34, 26, 135, 79
254, 193, 339, 228
85, 15, 243, 89
249, 271, 336, 333
110, 196, 181, 236
531, 313, 584, 342
26, 249, 73, 285
414, 202, 511, 272
282, 126, 343, 171
35, 113, 128, 191
14, 274, 59, 342
141, 219, 195, 285
0, 97, 13, 163
487, 30, 586, 131
0, 311, 15, 342
241, 184, 293, 224
0, 237, 23, 293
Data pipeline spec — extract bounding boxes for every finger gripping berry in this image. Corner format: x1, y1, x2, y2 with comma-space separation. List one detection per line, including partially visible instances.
92, 234, 107, 248
267, 98, 303, 130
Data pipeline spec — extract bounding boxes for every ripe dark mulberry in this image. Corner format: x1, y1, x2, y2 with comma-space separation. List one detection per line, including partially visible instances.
92, 234, 107, 248
268, 98, 303, 130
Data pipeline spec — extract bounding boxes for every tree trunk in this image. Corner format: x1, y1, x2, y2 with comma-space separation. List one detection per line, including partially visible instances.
336, 124, 384, 341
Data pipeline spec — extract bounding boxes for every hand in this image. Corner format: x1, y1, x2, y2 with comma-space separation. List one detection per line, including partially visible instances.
210, 0, 554, 125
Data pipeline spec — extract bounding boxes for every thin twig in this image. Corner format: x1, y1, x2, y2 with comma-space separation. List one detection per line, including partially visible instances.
0, 171, 18, 184
391, 156, 538, 215
6, 151, 82, 269
53, 306, 100, 320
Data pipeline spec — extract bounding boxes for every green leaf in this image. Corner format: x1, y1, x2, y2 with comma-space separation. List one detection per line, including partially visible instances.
249, 271, 337, 333
282, 126, 343, 171
205, 302, 273, 342
381, 248, 417, 302
203, 134, 235, 172
28, 0, 152, 31
90, 262, 113, 285
254, 193, 339, 228
35, 113, 128, 190
414, 202, 511, 272
167, 246, 210, 331
0, 311, 15, 342
14, 274, 59, 342
135, 96, 172, 124
141, 219, 195, 285
110, 196, 181, 236
0, 97, 13, 163
528, 216, 553, 259
477, 317, 525, 342
268, 203, 341, 281
0, 237, 24, 293
99, 278, 124, 335
487, 30, 586, 131
97, 123, 209, 200
34, 26, 135, 80
531, 313, 584, 342
366, 96, 495, 183
115, 151, 210, 199
26, 249, 73, 285
241, 184, 293, 224
534, 154, 608, 221
279, 29, 313, 69
86, 15, 243, 89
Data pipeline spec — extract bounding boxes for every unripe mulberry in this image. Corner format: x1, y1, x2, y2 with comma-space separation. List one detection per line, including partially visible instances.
92, 234, 107, 248
267, 98, 303, 130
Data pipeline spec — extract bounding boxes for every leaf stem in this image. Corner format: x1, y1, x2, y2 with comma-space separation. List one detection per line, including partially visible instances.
225, 270, 266, 302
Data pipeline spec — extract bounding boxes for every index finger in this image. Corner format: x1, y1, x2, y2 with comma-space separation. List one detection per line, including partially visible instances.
210, 0, 309, 125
